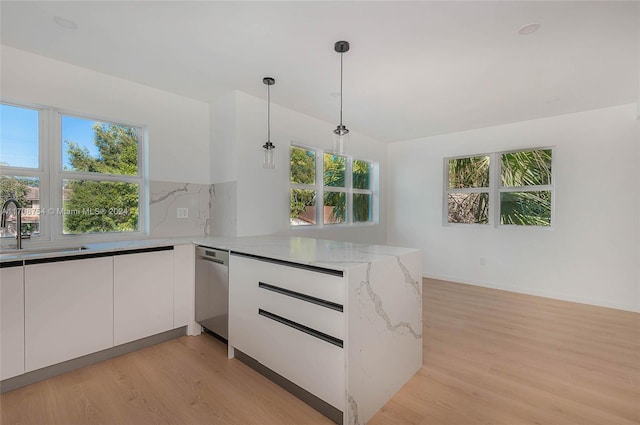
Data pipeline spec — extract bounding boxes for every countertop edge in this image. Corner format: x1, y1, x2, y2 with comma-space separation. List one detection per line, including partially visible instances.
1, 236, 421, 272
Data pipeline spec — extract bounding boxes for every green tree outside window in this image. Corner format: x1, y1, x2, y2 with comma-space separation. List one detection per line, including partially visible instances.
63, 123, 139, 233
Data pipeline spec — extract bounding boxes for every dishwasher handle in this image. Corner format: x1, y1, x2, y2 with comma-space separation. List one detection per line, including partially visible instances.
196, 246, 229, 266
199, 256, 226, 265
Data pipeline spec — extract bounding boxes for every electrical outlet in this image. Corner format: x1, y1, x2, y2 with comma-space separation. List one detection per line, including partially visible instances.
177, 208, 188, 219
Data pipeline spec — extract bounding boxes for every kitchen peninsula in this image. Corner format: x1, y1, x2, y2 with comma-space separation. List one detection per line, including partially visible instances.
194, 236, 423, 425
1, 236, 422, 425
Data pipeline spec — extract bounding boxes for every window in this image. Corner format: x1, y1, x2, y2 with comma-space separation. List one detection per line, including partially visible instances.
1, 104, 44, 239
290, 145, 375, 226
447, 155, 490, 224
323, 153, 346, 224
290, 146, 317, 226
499, 149, 552, 226
352, 160, 372, 222
445, 148, 553, 227
60, 115, 142, 234
1, 102, 145, 243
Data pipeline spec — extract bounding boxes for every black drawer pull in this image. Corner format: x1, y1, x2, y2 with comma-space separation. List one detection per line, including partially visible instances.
231, 251, 344, 277
258, 282, 343, 312
258, 309, 343, 348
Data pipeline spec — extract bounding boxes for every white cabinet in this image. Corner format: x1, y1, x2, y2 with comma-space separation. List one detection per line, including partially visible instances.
113, 249, 174, 345
229, 254, 346, 410
7, 246, 179, 379
1, 264, 24, 380
24, 257, 113, 372
173, 244, 194, 330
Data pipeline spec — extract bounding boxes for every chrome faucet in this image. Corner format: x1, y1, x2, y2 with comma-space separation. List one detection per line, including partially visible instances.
1, 198, 24, 250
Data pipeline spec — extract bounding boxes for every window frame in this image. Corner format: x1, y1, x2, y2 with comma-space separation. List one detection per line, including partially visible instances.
1, 101, 50, 242
289, 143, 377, 228
351, 158, 374, 223
1, 100, 148, 246
443, 154, 491, 227
54, 110, 146, 239
322, 152, 349, 224
289, 145, 319, 226
443, 147, 554, 228
496, 147, 554, 227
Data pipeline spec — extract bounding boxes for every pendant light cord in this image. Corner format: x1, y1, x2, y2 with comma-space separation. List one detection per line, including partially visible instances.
339, 51, 344, 127
267, 83, 271, 142
333, 40, 349, 140
262, 77, 275, 151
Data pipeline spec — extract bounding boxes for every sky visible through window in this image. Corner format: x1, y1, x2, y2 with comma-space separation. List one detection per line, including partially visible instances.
0, 105, 101, 169
0, 104, 39, 168
61, 115, 101, 170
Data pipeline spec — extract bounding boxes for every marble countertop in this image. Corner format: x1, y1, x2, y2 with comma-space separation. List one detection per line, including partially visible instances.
193, 236, 420, 271
1, 235, 419, 271
0, 238, 188, 263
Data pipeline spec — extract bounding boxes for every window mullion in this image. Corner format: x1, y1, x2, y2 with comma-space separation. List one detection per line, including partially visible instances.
323, 187, 348, 193
0, 167, 47, 179
290, 183, 315, 191
491, 152, 500, 227
499, 184, 553, 193
442, 157, 449, 227
346, 157, 353, 223
50, 109, 63, 239
446, 187, 490, 194
38, 108, 50, 242
316, 149, 324, 227
58, 171, 140, 183
352, 188, 372, 195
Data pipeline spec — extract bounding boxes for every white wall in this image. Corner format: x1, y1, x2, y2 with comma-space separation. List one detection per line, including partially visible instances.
1, 46, 210, 184
209, 91, 388, 244
388, 104, 640, 312
210, 91, 237, 184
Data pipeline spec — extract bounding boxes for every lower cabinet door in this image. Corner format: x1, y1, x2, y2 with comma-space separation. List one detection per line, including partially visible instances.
1, 266, 25, 380
113, 250, 174, 345
25, 257, 114, 372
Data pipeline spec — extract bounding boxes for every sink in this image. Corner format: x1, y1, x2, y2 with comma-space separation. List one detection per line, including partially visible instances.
0, 246, 88, 255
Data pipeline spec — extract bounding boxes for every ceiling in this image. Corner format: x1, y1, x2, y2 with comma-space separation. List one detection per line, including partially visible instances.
1, 1, 638, 143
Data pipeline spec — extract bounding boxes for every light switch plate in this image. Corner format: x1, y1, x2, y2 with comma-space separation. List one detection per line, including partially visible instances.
177, 208, 188, 219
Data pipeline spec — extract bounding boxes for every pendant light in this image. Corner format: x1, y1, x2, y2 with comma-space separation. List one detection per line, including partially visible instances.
262, 77, 276, 169
333, 40, 350, 155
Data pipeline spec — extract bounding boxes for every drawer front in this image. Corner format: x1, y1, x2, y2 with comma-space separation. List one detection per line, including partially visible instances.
257, 309, 345, 410
257, 284, 344, 340
232, 253, 345, 305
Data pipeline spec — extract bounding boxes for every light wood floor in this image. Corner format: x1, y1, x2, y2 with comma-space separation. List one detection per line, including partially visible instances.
2, 278, 638, 425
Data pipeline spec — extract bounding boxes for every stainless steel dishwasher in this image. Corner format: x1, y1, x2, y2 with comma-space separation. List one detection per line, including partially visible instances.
195, 246, 229, 340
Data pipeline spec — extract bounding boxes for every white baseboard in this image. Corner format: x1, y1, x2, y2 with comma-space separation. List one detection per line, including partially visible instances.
423, 273, 640, 313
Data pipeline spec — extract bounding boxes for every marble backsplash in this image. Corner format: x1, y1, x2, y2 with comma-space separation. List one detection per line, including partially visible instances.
149, 180, 238, 238
149, 180, 212, 237
209, 181, 237, 237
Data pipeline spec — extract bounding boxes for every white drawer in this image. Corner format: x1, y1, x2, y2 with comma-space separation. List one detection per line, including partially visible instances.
256, 309, 345, 410
231, 253, 345, 305
257, 284, 344, 340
